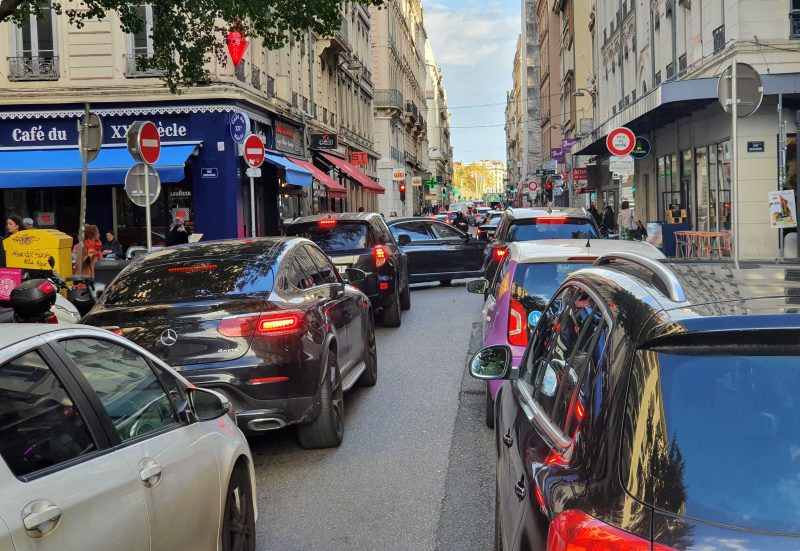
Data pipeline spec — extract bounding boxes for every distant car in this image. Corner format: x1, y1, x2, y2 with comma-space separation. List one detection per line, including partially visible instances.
387, 217, 487, 286
471, 256, 800, 551
472, 207, 492, 226
483, 207, 601, 284
433, 214, 448, 223
83, 237, 378, 449
467, 239, 665, 428
446, 212, 459, 225
0, 324, 256, 549
476, 215, 502, 242
286, 212, 410, 327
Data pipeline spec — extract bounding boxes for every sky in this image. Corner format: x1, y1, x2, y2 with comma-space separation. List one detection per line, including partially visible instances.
423, 0, 520, 164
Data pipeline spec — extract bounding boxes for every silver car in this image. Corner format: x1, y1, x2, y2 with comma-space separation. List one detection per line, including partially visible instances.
0, 324, 257, 550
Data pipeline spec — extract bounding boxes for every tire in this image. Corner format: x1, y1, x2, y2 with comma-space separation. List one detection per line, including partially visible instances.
357, 318, 378, 387
297, 349, 344, 449
400, 275, 411, 311
440, 279, 452, 287
485, 386, 495, 429
382, 285, 402, 327
494, 481, 503, 551
220, 467, 256, 551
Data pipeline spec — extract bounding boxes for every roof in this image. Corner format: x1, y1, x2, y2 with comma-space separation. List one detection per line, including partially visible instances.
505, 207, 591, 221
0, 324, 108, 350
509, 239, 665, 264
290, 212, 380, 225
131, 237, 290, 266
385, 216, 440, 225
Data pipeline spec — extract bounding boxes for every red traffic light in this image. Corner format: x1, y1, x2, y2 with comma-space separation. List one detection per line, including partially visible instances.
545, 183, 553, 190
399, 183, 406, 192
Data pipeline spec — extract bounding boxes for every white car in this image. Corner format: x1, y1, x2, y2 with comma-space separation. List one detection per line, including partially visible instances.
0, 325, 257, 551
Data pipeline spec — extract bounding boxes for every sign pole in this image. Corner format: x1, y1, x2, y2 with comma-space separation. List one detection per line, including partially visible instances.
731, 62, 740, 269
77, 102, 90, 275
144, 166, 152, 251
250, 175, 257, 237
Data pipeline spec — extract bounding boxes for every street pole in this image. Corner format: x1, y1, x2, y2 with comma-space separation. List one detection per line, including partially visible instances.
731, 62, 740, 269
250, 175, 257, 237
144, 163, 152, 251
778, 93, 786, 260
77, 103, 89, 275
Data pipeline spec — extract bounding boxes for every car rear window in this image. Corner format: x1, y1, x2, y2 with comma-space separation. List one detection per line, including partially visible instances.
101, 257, 275, 305
287, 222, 370, 252
511, 262, 591, 313
508, 218, 599, 241
624, 350, 800, 534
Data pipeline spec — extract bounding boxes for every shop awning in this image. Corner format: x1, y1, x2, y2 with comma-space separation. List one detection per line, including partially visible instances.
264, 153, 312, 187
320, 153, 385, 194
287, 157, 347, 197
0, 144, 199, 188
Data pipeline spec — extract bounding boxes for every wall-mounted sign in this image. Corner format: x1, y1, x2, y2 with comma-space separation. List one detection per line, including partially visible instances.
609, 155, 634, 175
411, 176, 422, 187
630, 136, 651, 160
392, 169, 406, 182
274, 121, 302, 155
572, 167, 588, 181
200, 168, 219, 179
35, 211, 55, 226
311, 133, 338, 150
747, 140, 765, 153
551, 147, 565, 163
769, 189, 797, 229
350, 151, 368, 166
229, 112, 250, 143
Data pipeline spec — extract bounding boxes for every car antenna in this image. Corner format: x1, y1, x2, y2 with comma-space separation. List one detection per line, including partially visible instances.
586, 236, 591, 248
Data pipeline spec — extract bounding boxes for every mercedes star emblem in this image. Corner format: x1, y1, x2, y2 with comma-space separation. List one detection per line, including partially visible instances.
160, 328, 178, 347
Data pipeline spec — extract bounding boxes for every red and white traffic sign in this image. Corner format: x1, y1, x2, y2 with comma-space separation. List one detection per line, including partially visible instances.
243, 134, 265, 168
527, 181, 539, 192
126, 121, 161, 165
606, 126, 636, 157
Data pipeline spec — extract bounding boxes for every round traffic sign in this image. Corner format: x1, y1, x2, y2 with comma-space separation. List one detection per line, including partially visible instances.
243, 134, 265, 168
124, 163, 161, 207
606, 127, 636, 157
527, 181, 539, 192
126, 121, 161, 165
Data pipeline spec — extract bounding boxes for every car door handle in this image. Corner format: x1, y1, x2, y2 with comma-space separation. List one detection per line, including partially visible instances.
139, 458, 162, 487
502, 430, 513, 447
514, 476, 527, 500
22, 500, 61, 537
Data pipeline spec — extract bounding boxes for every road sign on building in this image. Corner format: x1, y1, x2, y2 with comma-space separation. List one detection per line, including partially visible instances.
127, 121, 161, 165
351, 151, 368, 166
606, 127, 636, 157
411, 176, 422, 186
609, 155, 635, 175
242, 134, 265, 168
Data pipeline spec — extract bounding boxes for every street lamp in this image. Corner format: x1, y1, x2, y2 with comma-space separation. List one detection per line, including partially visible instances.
573, 88, 597, 108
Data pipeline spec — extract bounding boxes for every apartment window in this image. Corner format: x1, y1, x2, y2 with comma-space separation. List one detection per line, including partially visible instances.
613, 105, 618, 115
126, 5, 164, 77
292, 92, 298, 108
266, 75, 275, 97
625, 95, 630, 106
655, 71, 662, 85
632, 90, 637, 102
791, 0, 800, 39
713, 25, 726, 51
666, 62, 675, 80
323, 108, 328, 124
678, 54, 687, 74
10, 4, 59, 81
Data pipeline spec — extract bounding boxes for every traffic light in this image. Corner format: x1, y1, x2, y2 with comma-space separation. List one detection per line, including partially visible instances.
545, 181, 553, 201
399, 183, 406, 203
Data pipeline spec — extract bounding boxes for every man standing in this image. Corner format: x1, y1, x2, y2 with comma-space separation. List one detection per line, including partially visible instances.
22, 218, 34, 230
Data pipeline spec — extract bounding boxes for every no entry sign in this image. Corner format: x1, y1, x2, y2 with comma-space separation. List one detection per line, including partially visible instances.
243, 134, 265, 168
127, 121, 161, 165
527, 181, 539, 192
606, 127, 636, 157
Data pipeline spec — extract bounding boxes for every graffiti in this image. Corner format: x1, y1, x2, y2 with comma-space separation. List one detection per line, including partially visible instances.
9, 234, 40, 246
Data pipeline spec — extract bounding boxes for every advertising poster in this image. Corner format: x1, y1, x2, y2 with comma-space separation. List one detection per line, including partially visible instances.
768, 190, 798, 229
0, 268, 22, 301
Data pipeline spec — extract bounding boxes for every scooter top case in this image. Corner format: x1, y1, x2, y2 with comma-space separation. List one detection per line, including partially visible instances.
10, 279, 57, 318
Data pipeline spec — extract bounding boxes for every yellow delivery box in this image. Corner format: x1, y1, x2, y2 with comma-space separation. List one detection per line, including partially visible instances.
3, 229, 73, 277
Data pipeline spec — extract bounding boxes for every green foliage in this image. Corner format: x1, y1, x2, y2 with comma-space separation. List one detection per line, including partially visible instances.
0, 0, 384, 93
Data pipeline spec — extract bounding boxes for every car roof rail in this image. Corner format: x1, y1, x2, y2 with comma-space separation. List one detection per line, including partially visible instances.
592, 252, 686, 303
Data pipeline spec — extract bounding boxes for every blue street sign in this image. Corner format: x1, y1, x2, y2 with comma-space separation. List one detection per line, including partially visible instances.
528, 310, 542, 327
229, 112, 249, 144
201, 168, 219, 179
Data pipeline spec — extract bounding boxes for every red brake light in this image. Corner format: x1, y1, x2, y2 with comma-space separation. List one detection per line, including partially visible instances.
566, 257, 597, 262
493, 248, 508, 262
374, 245, 387, 268
37, 280, 56, 295
318, 218, 337, 227
218, 311, 304, 337
537, 217, 568, 224
379, 281, 389, 291
248, 376, 289, 385
168, 264, 219, 273
548, 510, 675, 551
508, 297, 528, 347
44, 312, 58, 324
575, 401, 585, 421
104, 326, 124, 336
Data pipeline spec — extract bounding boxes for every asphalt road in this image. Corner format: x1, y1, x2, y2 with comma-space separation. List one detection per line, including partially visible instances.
250, 282, 495, 551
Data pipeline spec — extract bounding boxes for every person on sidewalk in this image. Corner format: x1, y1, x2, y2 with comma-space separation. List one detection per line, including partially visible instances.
102, 230, 125, 259
22, 217, 34, 230
166, 217, 190, 246
73, 224, 104, 276
618, 201, 640, 241
601, 205, 616, 238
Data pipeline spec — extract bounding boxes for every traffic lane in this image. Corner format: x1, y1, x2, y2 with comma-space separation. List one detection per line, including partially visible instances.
250, 282, 485, 551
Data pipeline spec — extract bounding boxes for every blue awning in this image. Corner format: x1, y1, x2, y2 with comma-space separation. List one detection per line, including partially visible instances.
264, 153, 312, 187
0, 144, 199, 188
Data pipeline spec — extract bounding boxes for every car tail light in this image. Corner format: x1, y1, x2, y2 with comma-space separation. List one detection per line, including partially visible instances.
537, 217, 568, 224
44, 312, 58, 324
318, 218, 337, 227
104, 326, 124, 336
508, 297, 528, 347
374, 245, 388, 268
37, 280, 56, 295
168, 264, 219, 273
547, 510, 676, 551
492, 247, 508, 262
218, 311, 304, 337
379, 282, 389, 291
477, 228, 483, 236
248, 376, 289, 384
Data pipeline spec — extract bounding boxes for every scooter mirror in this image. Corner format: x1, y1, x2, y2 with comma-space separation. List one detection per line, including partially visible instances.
48, 256, 55, 269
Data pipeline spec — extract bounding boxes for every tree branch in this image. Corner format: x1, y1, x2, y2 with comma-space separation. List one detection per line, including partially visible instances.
0, 0, 26, 20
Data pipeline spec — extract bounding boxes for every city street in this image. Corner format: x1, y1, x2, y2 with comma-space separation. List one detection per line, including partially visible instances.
250, 283, 495, 551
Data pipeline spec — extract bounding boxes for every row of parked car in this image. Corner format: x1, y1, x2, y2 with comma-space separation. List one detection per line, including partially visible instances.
464, 206, 800, 550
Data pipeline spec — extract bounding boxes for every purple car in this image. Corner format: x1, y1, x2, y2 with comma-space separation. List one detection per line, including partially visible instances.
466, 238, 666, 428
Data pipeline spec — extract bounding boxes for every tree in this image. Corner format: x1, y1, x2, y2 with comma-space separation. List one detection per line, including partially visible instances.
453, 162, 493, 201
0, 0, 383, 93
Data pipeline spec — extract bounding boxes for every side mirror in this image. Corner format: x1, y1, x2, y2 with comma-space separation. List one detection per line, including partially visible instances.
190, 388, 233, 422
344, 268, 367, 283
466, 278, 489, 294
469, 345, 512, 380
397, 234, 412, 246
48, 256, 55, 269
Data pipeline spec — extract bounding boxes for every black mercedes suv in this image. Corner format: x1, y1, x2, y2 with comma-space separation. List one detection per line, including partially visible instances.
471, 254, 800, 550
286, 213, 410, 327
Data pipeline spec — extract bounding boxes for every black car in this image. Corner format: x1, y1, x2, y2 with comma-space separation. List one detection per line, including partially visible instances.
386, 217, 486, 286
286, 213, 410, 327
477, 216, 500, 242
471, 254, 800, 550
483, 207, 601, 284
82, 237, 377, 449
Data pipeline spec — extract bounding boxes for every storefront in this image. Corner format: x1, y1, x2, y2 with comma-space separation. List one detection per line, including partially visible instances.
317, 151, 384, 212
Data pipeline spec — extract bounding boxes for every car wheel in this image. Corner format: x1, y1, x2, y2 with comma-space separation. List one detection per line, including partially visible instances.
220, 467, 256, 551
494, 482, 503, 551
485, 386, 495, 429
297, 349, 344, 449
357, 318, 378, 387
400, 275, 411, 311
440, 279, 452, 287
382, 285, 402, 327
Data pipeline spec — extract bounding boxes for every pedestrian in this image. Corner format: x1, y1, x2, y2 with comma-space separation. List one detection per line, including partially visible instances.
73, 224, 103, 276
358, 206, 365, 213
618, 201, 640, 241
22, 217, 34, 230
589, 205, 602, 228
5, 214, 23, 237
389, 211, 398, 218
166, 216, 190, 246
102, 230, 125, 260
601, 205, 616, 238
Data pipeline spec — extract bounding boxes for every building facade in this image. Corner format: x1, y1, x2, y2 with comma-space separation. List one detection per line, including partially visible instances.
573, 0, 800, 259
505, 35, 525, 194
371, 0, 430, 216
425, 40, 454, 208
517, 0, 543, 207
477, 160, 507, 195
0, 2, 384, 245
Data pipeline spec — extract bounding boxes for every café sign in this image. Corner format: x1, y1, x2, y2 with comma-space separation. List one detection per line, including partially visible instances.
2, 116, 189, 147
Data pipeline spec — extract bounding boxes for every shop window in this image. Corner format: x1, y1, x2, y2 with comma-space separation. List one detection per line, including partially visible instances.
10, 4, 58, 81
126, 5, 163, 77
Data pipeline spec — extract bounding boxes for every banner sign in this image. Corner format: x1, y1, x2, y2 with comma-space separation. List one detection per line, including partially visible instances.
769, 189, 798, 229
311, 133, 338, 150
392, 169, 406, 182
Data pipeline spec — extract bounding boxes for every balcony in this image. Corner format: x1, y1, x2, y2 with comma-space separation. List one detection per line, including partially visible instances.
713, 25, 726, 52
374, 89, 403, 111
9, 55, 59, 81
405, 101, 419, 122
124, 53, 164, 78
666, 62, 675, 80
678, 54, 687, 75
235, 62, 246, 83
792, 12, 800, 39
251, 66, 261, 90
266, 76, 275, 97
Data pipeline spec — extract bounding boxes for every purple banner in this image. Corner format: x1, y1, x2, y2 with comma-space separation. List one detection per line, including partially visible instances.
561, 137, 579, 150
551, 147, 565, 163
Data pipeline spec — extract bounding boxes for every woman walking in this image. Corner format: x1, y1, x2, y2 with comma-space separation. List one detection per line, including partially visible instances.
601, 205, 616, 238
618, 201, 640, 241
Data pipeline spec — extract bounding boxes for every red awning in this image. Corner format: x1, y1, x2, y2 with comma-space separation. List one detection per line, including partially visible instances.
320, 153, 385, 194
287, 157, 347, 197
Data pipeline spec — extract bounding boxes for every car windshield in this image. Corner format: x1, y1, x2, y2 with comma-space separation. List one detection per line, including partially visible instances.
287, 222, 370, 252
508, 218, 598, 241
102, 257, 276, 305
511, 262, 591, 313
628, 351, 800, 534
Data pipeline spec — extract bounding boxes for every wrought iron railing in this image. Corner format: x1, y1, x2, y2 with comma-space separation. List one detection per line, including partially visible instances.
266, 76, 275, 97
251, 66, 261, 89
235, 62, 246, 83
713, 25, 726, 52
666, 62, 675, 80
374, 89, 403, 110
124, 53, 165, 78
8, 56, 59, 81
